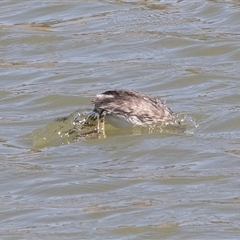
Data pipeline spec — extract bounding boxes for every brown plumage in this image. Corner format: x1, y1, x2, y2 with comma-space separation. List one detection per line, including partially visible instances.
89, 89, 175, 134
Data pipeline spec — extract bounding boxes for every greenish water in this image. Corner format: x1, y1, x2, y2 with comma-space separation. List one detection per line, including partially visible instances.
1, 1, 240, 239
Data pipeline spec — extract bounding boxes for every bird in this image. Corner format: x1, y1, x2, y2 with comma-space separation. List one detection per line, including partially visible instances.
87, 89, 176, 136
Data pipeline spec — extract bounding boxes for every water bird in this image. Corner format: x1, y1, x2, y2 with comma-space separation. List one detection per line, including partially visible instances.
87, 89, 176, 136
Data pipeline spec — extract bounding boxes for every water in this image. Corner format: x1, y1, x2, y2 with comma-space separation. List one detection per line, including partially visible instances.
1, 0, 240, 239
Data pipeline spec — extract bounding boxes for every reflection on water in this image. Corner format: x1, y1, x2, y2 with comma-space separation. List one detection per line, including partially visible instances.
29, 111, 101, 149
1, 0, 240, 239
29, 108, 197, 149
31, 111, 88, 149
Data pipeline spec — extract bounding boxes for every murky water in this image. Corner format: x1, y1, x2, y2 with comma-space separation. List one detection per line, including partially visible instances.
1, 0, 240, 239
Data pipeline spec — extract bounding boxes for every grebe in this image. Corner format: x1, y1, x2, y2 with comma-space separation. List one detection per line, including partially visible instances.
88, 89, 176, 135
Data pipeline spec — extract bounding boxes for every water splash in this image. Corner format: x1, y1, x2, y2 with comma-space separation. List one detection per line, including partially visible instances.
174, 113, 199, 135
30, 111, 97, 149
27, 110, 198, 149
130, 113, 198, 136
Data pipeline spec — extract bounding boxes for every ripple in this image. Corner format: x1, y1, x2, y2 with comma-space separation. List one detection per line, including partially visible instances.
1, 1, 240, 239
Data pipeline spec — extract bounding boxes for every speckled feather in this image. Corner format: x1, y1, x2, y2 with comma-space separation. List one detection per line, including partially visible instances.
92, 89, 174, 127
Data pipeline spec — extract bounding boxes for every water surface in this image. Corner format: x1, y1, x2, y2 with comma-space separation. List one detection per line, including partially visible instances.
1, 0, 240, 239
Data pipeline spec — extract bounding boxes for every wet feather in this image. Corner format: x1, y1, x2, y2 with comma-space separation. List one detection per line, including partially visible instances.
92, 89, 175, 128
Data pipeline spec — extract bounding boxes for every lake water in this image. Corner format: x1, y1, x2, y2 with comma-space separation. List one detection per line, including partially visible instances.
1, 0, 240, 239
